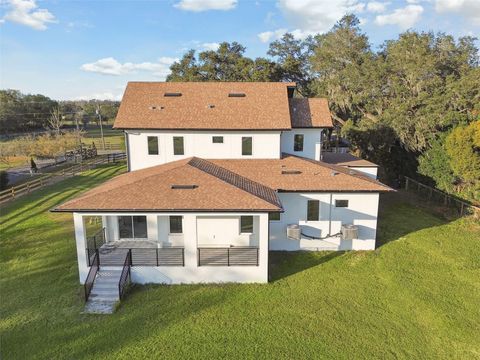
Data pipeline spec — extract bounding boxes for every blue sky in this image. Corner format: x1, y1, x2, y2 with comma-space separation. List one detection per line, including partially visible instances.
1, 0, 479, 100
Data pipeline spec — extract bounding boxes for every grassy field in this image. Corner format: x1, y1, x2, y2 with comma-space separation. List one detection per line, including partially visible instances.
82, 125, 125, 150
1, 165, 479, 359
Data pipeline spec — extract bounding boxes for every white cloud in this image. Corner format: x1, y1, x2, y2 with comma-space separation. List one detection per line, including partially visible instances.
276, 0, 367, 39
375, 4, 423, 29
74, 92, 123, 101
80, 57, 178, 79
1, 0, 57, 30
201, 42, 220, 50
435, 0, 480, 24
366, 1, 389, 13
174, 0, 237, 12
257, 28, 287, 43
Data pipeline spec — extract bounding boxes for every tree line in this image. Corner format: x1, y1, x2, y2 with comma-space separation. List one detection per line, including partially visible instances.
167, 15, 479, 203
0, 90, 119, 134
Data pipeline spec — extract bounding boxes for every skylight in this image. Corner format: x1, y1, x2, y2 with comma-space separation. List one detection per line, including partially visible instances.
164, 92, 182, 97
228, 93, 246, 97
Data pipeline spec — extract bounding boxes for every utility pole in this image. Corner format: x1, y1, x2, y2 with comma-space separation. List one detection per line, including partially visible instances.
96, 102, 106, 150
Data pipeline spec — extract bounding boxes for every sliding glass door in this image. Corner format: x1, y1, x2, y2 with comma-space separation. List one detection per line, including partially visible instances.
118, 216, 148, 239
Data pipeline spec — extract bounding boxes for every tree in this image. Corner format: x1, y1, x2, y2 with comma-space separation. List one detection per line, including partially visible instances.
47, 107, 64, 135
445, 121, 480, 201
167, 42, 281, 82
268, 33, 314, 94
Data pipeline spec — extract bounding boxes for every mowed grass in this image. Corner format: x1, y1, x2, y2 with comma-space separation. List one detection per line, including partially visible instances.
81, 125, 125, 149
1, 166, 480, 359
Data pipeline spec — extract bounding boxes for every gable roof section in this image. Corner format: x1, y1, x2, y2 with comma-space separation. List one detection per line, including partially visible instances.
114, 82, 295, 130
289, 98, 333, 128
54, 158, 282, 212
208, 154, 391, 192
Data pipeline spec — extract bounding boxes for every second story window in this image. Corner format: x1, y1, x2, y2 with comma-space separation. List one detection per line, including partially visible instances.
294, 134, 304, 152
242, 137, 252, 156
212, 136, 224, 143
173, 136, 184, 155
147, 136, 159, 155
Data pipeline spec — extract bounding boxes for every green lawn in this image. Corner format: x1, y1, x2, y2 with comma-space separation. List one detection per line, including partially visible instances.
1, 166, 479, 359
82, 125, 125, 150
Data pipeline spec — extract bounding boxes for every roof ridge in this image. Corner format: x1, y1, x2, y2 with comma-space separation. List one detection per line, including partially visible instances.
188, 157, 282, 209
281, 153, 392, 190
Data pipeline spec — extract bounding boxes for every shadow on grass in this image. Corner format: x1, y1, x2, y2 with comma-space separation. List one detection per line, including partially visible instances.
269, 250, 344, 282
376, 192, 447, 248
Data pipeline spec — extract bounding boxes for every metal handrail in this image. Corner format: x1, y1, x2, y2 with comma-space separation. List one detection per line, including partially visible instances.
118, 249, 132, 300
84, 249, 99, 302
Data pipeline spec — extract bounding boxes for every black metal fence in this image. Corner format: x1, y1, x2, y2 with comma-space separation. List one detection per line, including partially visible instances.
198, 247, 259, 266
404, 176, 480, 218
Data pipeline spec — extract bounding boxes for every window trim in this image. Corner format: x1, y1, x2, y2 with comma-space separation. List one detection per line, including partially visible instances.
335, 199, 349, 208
212, 136, 224, 144
169, 216, 183, 234
307, 200, 320, 221
147, 136, 159, 155
241, 136, 253, 156
173, 136, 184, 155
240, 215, 254, 234
294, 134, 304, 152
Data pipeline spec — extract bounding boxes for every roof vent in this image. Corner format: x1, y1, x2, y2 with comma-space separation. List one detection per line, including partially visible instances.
228, 93, 246, 97
331, 171, 339, 176
149, 106, 165, 110
150, 106, 157, 110
281, 170, 302, 175
171, 184, 198, 189
207, 104, 215, 109
164, 92, 182, 97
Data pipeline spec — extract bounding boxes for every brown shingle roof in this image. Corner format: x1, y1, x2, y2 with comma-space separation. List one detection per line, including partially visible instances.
54, 155, 391, 212
321, 152, 378, 167
114, 82, 296, 130
209, 155, 391, 192
289, 98, 333, 128
54, 158, 282, 212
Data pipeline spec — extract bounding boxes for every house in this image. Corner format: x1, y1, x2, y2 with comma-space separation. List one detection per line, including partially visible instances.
53, 82, 392, 303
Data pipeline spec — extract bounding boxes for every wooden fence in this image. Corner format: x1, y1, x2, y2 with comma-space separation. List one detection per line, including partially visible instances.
404, 176, 480, 218
0, 153, 125, 204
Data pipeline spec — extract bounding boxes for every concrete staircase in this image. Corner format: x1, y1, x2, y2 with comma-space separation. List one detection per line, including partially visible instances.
84, 269, 122, 314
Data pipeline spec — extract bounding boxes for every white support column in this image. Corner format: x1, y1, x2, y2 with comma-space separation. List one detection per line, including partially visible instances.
257, 213, 269, 283
73, 213, 88, 284
146, 214, 158, 241
183, 214, 198, 269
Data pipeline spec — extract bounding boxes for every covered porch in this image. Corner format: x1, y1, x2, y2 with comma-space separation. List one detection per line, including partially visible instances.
74, 212, 268, 284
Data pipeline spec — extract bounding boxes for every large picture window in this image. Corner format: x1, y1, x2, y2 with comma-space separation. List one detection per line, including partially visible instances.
173, 136, 184, 155
242, 137, 252, 156
147, 136, 159, 155
307, 200, 319, 221
118, 216, 148, 239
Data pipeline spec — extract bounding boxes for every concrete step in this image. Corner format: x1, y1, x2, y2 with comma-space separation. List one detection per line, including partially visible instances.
84, 300, 117, 314
89, 293, 119, 302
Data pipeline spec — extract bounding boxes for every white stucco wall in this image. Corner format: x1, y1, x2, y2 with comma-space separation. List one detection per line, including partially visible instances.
127, 130, 282, 170
269, 192, 380, 251
281, 128, 322, 161
74, 212, 269, 284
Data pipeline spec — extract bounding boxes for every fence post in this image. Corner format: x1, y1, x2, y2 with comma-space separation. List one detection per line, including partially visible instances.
156, 248, 159, 266
227, 248, 230, 267
11, 188, 15, 198
460, 203, 464, 216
